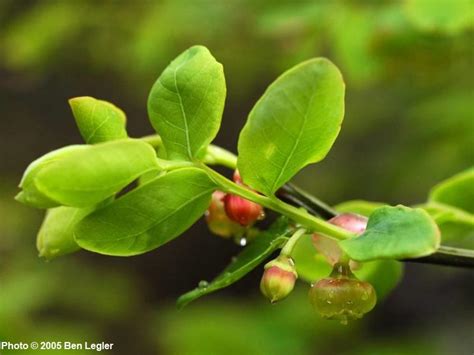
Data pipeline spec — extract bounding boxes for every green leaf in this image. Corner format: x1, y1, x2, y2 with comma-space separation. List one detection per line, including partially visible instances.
429, 168, 474, 214
16, 145, 88, 208
291, 234, 402, 299
404, 0, 474, 34
147, 45, 226, 161
422, 202, 474, 248
37, 206, 92, 260
37, 198, 113, 260
340, 205, 441, 261
354, 260, 403, 300
177, 218, 292, 308
75, 167, 216, 256
69, 96, 128, 144
32, 139, 158, 207
237, 58, 345, 195
335, 200, 386, 217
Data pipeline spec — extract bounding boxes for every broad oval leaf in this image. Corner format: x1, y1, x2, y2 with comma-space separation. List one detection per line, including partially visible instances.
33, 139, 158, 207
37, 206, 92, 260
237, 58, 345, 195
340, 205, 441, 261
69, 96, 128, 144
429, 167, 474, 214
37, 198, 113, 260
75, 167, 216, 256
147, 45, 226, 161
16, 145, 88, 208
291, 234, 403, 299
177, 218, 292, 308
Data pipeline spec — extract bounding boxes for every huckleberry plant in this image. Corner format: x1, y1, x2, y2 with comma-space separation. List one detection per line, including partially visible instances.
17, 46, 474, 322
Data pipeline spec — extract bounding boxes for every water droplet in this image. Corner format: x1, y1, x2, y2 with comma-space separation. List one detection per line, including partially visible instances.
238, 237, 247, 246
198, 280, 209, 289
258, 210, 266, 220
326, 300, 332, 304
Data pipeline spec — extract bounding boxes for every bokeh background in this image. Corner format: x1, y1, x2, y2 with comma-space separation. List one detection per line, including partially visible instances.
1, 1, 473, 354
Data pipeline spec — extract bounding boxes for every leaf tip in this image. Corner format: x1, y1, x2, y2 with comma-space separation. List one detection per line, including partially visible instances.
14, 191, 25, 204
68, 96, 92, 108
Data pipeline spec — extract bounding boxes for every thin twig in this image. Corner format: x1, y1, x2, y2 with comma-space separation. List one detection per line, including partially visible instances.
277, 183, 474, 269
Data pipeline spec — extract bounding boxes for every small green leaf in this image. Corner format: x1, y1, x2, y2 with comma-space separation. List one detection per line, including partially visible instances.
69, 96, 128, 144
177, 218, 292, 308
33, 139, 158, 207
237, 58, 345, 195
404, 0, 474, 34
354, 260, 403, 300
429, 168, 474, 214
147, 45, 226, 161
291, 234, 402, 299
340, 205, 441, 261
422, 202, 474, 248
75, 167, 216, 256
37, 206, 92, 260
16, 145, 88, 208
335, 200, 386, 217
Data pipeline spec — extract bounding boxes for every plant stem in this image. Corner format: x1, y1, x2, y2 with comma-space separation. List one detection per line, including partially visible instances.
156, 158, 194, 171
200, 164, 353, 241
204, 145, 238, 169
277, 183, 339, 219
141, 134, 164, 148
141, 135, 474, 268
280, 228, 307, 256
141, 134, 237, 169
403, 246, 474, 268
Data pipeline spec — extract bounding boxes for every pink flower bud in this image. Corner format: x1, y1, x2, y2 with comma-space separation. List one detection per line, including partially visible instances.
233, 170, 243, 185
223, 193, 264, 226
327, 213, 368, 234
205, 191, 244, 238
260, 256, 297, 303
312, 213, 368, 265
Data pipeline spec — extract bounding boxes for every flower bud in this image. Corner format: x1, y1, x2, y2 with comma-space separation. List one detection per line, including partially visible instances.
223, 193, 264, 226
260, 256, 297, 303
308, 263, 376, 324
205, 191, 244, 238
327, 213, 368, 234
312, 213, 368, 265
233, 170, 243, 185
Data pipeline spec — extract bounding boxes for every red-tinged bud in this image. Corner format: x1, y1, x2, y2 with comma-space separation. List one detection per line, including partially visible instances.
206, 191, 245, 238
233, 170, 243, 185
327, 213, 368, 234
312, 213, 368, 265
223, 193, 264, 226
308, 263, 377, 324
260, 256, 297, 303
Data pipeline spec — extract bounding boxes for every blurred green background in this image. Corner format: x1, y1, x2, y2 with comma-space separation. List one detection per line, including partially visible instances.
0, 0, 473, 354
